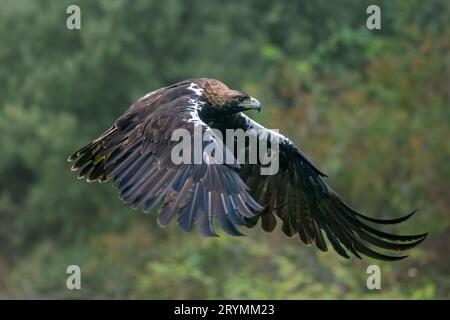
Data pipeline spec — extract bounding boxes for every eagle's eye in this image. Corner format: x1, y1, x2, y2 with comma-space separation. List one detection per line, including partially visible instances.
237, 95, 249, 102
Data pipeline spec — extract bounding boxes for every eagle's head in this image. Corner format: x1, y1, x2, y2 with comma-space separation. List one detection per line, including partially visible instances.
196, 78, 261, 116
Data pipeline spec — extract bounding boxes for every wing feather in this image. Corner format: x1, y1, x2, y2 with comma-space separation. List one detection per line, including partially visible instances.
69, 80, 261, 237
229, 113, 427, 260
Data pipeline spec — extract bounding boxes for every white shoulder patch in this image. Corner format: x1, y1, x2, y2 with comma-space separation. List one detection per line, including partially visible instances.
240, 113, 284, 140
187, 98, 206, 124
187, 82, 204, 97
186, 82, 206, 124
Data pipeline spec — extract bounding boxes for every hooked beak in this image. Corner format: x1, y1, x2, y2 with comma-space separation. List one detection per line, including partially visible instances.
238, 96, 262, 113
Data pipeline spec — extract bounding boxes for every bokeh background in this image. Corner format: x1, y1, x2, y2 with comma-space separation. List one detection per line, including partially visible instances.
0, 0, 448, 299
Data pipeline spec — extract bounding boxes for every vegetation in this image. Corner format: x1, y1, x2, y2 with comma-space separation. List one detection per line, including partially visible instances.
0, 0, 448, 299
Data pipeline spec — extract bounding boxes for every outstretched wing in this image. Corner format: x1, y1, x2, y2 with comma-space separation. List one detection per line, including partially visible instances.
228, 113, 427, 261
68, 81, 262, 236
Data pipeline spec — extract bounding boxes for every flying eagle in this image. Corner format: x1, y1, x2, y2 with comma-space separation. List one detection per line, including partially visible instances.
68, 78, 427, 261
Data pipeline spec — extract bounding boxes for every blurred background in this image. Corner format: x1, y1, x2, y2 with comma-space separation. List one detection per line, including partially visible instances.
0, 0, 448, 299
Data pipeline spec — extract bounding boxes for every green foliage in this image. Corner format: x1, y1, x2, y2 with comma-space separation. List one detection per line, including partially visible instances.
0, 0, 448, 299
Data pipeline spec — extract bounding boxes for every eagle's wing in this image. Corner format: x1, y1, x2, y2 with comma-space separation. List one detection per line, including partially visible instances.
68, 81, 262, 236
230, 113, 427, 261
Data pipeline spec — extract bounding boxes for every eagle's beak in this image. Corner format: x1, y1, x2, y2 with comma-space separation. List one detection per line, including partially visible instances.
239, 97, 262, 113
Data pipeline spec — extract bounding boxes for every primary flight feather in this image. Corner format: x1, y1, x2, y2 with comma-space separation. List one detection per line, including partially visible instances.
68, 78, 427, 261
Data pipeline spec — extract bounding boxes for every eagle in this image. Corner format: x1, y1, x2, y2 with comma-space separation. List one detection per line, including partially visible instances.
68, 78, 427, 261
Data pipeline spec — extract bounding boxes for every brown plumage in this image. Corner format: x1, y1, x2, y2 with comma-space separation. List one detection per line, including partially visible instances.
68, 78, 427, 261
